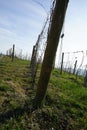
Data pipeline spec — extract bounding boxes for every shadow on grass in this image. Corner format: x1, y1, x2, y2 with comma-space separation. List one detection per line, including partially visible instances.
0, 100, 32, 123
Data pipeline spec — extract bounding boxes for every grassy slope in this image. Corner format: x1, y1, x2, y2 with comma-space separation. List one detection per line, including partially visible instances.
0, 56, 30, 110
0, 56, 87, 130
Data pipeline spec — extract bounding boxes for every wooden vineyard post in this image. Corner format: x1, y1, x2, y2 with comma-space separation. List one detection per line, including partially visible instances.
33, 0, 69, 109
60, 52, 64, 74
73, 60, 77, 74
30, 45, 37, 88
30, 45, 36, 68
12, 44, 15, 62
29, 17, 49, 89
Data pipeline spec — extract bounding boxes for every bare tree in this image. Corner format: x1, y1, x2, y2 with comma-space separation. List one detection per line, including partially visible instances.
33, 0, 69, 108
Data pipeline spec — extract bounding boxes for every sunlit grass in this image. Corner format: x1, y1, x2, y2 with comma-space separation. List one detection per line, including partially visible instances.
0, 56, 87, 130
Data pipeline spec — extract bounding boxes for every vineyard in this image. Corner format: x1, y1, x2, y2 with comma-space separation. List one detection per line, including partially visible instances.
0, 56, 87, 129
0, 0, 87, 130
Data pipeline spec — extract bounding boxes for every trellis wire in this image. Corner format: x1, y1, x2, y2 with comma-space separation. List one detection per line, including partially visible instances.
59, 50, 87, 76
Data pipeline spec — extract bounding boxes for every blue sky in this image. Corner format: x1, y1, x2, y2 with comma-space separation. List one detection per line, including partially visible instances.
0, 0, 87, 60
62, 0, 87, 52
0, 0, 51, 55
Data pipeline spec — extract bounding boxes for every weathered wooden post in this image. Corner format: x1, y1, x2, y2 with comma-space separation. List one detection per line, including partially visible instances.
6, 50, 8, 56
30, 45, 36, 68
12, 44, 15, 62
29, 17, 49, 89
73, 60, 77, 74
52, 54, 56, 69
33, 0, 69, 108
30, 45, 37, 88
60, 52, 64, 74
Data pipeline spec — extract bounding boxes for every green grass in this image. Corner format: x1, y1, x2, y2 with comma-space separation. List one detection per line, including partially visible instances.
45, 69, 87, 129
0, 84, 11, 91
0, 56, 87, 130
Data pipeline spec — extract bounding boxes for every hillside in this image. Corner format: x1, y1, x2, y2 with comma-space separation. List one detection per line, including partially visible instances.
0, 56, 87, 130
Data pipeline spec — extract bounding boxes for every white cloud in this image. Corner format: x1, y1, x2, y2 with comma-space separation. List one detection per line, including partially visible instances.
0, 28, 17, 38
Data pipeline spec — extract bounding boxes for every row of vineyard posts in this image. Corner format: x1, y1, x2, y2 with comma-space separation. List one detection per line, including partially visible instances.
4, 0, 87, 109
59, 51, 87, 87
29, 16, 49, 89
6, 44, 15, 62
